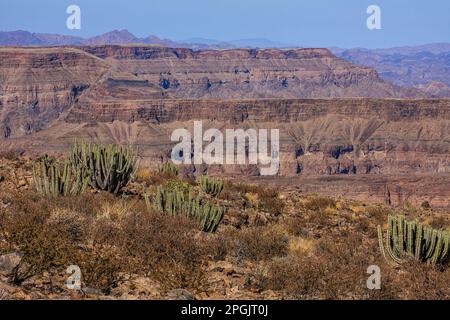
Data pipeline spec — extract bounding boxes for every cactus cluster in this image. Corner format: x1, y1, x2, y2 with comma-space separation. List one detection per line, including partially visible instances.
158, 162, 179, 176
32, 156, 89, 196
200, 175, 224, 197
70, 142, 137, 194
145, 186, 225, 232
378, 215, 450, 265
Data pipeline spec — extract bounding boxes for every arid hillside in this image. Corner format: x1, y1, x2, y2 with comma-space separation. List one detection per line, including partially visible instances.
0, 156, 448, 300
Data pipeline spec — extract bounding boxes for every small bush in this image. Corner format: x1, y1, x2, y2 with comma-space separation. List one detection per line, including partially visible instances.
220, 182, 284, 215
302, 195, 337, 211
260, 235, 378, 299
225, 225, 289, 262
119, 211, 211, 292
421, 201, 431, 210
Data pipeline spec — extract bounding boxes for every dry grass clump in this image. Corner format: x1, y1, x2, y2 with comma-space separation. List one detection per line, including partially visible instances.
287, 237, 316, 256
118, 211, 213, 292
219, 182, 284, 215
224, 225, 289, 262
135, 166, 187, 187
0, 149, 25, 161
301, 195, 337, 211
425, 214, 450, 230
134, 168, 153, 183
257, 234, 382, 299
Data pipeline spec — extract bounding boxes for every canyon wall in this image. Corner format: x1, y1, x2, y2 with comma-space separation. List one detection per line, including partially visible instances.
79, 45, 421, 100
0, 45, 448, 207
0, 45, 424, 138
63, 98, 450, 176
0, 47, 109, 138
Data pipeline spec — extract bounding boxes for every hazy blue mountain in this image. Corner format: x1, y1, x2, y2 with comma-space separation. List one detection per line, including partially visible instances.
333, 43, 450, 97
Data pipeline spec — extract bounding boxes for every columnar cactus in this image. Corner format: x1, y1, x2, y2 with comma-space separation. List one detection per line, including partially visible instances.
378, 214, 450, 265
158, 162, 179, 176
145, 186, 225, 232
32, 156, 89, 196
200, 175, 224, 197
70, 142, 138, 194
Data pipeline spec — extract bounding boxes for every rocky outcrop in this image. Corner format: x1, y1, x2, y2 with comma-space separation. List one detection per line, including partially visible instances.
66, 98, 450, 124
62, 98, 450, 175
80, 45, 422, 100
0, 47, 109, 138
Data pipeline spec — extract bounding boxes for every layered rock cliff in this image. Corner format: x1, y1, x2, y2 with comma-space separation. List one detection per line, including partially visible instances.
0, 47, 109, 138
80, 45, 421, 100
0, 45, 448, 207
0, 45, 424, 138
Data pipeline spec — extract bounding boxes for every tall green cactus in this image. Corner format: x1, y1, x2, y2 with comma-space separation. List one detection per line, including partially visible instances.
70, 142, 138, 194
145, 186, 225, 232
200, 175, 224, 197
378, 214, 450, 265
158, 162, 179, 176
32, 156, 89, 196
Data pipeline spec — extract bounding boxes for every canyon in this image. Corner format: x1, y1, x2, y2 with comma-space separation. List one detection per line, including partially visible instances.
0, 45, 449, 208
2, 30, 449, 98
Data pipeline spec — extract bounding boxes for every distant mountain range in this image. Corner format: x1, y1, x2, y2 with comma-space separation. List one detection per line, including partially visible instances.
331, 44, 450, 97
0, 29, 296, 49
1, 29, 449, 97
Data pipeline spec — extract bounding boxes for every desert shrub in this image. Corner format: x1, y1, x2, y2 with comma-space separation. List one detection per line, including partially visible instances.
134, 168, 152, 183
302, 195, 337, 211
225, 225, 289, 262
259, 234, 379, 299
378, 262, 450, 299
258, 188, 284, 215
427, 215, 449, 230
257, 229, 450, 300
135, 163, 179, 187
77, 245, 124, 293
118, 211, 211, 292
0, 187, 222, 294
0, 190, 126, 291
365, 205, 391, 225
0, 200, 79, 284
262, 255, 326, 298
421, 201, 431, 210
162, 179, 193, 194
47, 208, 88, 242
0, 148, 24, 161
219, 182, 283, 215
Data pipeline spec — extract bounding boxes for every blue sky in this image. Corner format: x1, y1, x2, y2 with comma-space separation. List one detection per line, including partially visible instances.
0, 0, 449, 48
